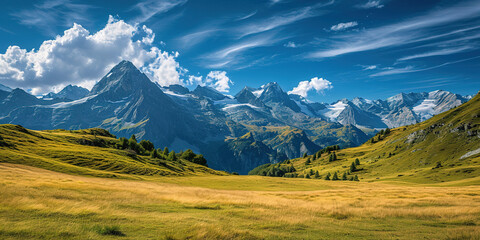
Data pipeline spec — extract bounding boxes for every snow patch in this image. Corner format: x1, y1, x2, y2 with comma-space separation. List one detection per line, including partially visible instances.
413, 99, 437, 120
294, 100, 315, 117
222, 103, 260, 111
252, 89, 264, 97
319, 101, 347, 121
40, 94, 98, 109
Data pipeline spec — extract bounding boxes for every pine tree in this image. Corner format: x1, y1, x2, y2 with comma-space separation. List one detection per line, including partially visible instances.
305, 173, 310, 179
354, 175, 359, 181
332, 172, 339, 180
350, 161, 357, 173
315, 170, 320, 179
150, 149, 158, 158
355, 158, 360, 165
303, 152, 308, 158
129, 134, 137, 143
342, 172, 347, 180
385, 128, 391, 134
325, 173, 331, 180
329, 154, 334, 162
167, 151, 176, 161
163, 147, 169, 156
305, 158, 311, 165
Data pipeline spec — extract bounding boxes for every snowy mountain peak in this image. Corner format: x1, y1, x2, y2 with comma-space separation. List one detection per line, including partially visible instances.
89, 60, 153, 98
43, 85, 89, 101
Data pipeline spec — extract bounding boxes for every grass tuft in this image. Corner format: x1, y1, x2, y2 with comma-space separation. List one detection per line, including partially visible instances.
94, 225, 125, 236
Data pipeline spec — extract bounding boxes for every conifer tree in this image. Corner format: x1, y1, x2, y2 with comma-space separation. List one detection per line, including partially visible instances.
325, 173, 331, 180
150, 149, 158, 158
315, 170, 320, 179
342, 172, 347, 180
350, 161, 357, 173
305, 173, 310, 179
163, 147, 169, 155
355, 158, 360, 165
303, 152, 308, 158
354, 175, 359, 181
167, 151, 176, 161
129, 134, 137, 143
305, 158, 311, 165
332, 172, 339, 180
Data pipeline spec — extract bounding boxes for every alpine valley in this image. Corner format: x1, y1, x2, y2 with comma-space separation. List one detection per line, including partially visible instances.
0, 61, 471, 174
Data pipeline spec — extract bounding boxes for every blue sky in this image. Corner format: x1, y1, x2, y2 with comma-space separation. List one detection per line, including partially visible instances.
0, 0, 479, 103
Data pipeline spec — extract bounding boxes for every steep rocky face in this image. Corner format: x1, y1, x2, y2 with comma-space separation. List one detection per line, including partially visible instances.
235, 87, 266, 108
211, 132, 283, 174
259, 82, 301, 112
43, 85, 89, 101
321, 90, 470, 129
0, 88, 43, 113
192, 85, 227, 101
166, 84, 190, 95
263, 129, 321, 159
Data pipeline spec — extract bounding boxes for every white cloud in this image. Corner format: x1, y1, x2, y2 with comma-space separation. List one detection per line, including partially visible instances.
398, 46, 473, 61
371, 55, 480, 77
284, 41, 297, 48
0, 15, 185, 94
187, 75, 203, 85
308, 0, 480, 58
132, 0, 187, 23
12, 0, 93, 35
201, 33, 283, 68
356, 0, 384, 9
205, 71, 233, 92
330, 21, 358, 31
236, 1, 332, 38
363, 65, 378, 70
288, 77, 332, 98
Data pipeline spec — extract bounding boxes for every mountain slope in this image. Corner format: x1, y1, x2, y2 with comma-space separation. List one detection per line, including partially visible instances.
0, 124, 224, 178
43, 85, 89, 100
253, 91, 480, 183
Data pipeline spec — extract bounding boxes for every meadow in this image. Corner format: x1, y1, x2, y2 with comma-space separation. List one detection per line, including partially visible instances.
1, 163, 479, 239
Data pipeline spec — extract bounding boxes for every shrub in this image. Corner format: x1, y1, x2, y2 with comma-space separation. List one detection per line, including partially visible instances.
94, 225, 124, 236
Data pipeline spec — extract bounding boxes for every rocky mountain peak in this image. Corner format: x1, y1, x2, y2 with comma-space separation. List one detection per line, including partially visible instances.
89, 60, 156, 99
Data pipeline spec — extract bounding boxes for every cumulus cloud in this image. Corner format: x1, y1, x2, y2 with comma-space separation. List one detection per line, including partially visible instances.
356, 0, 384, 9
284, 41, 297, 48
362, 65, 378, 70
0, 15, 185, 95
205, 71, 233, 92
288, 77, 332, 98
330, 21, 358, 31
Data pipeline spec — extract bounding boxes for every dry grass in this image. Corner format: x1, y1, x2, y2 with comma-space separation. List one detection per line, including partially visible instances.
1, 163, 479, 239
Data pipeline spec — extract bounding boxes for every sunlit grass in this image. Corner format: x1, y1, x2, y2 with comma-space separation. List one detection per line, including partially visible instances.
1, 163, 479, 239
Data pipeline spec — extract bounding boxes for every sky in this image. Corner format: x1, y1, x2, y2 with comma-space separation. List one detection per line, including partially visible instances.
0, 0, 479, 103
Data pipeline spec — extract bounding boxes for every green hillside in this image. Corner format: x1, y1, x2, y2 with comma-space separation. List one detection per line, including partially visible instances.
0, 124, 225, 178
251, 92, 480, 184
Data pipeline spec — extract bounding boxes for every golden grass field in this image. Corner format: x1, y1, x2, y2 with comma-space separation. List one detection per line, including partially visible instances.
1, 163, 479, 240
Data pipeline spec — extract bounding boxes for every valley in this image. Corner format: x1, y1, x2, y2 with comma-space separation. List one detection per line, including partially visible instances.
1, 163, 479, 240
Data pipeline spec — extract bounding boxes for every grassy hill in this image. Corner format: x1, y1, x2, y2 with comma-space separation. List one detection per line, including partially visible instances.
250, 92, 480, 184
0, 124, 225, 178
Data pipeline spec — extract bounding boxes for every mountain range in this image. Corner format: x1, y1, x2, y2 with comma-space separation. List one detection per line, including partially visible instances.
0, 61, 471, 173
251, 90, 480, 183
